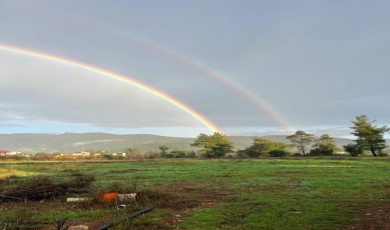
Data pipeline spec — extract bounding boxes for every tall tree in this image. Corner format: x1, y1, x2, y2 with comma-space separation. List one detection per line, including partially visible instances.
350, 115, 389, 157
311, 134, 340, 155
191, 132, 234, 158
287, 130, 315, 156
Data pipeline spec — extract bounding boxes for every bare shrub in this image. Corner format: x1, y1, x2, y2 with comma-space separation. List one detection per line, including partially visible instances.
0, 173, 94, 202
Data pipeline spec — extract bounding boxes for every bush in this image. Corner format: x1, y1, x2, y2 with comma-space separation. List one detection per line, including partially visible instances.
245, 149, 260, 158
185, 151, 197, 158
32, 152, 52, 160
309, 148, 333, 156
101, 154, 114, 160
0, 155, 25, 161
236, 150, 248, 158
170, 150, 186, 158
268, 150, 289, 157
144, 151, 158, 159
343, 144, 364, 156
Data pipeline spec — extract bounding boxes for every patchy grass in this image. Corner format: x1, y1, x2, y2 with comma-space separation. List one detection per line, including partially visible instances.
0, 158, 389, 229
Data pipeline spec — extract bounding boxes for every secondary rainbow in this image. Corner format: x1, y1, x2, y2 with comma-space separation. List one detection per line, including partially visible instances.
112, 32, 291, 128
0, 44, 221, 133
14, 5, 290, 128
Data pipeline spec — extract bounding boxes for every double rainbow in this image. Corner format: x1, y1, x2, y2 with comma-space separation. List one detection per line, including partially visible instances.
0, 44, 221, 133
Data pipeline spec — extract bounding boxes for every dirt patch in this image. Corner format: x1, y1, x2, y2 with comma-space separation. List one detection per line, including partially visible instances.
110, 169, 140, 174
123, 182, 236, 229
287, 178, 301, 185
158, 182, 235, 209
344, 203, 390, 230
244, 184, 286, 193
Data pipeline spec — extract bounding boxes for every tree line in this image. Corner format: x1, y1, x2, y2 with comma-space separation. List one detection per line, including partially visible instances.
189, 115, 389, 158
2, 115, 386, 161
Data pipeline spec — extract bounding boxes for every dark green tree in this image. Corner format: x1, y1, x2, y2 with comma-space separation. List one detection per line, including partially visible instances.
287, 130, 315, 156
191, 132, 234, 158
351, 115, 389, 157
244, 138, 291, 157
158, 145, 170, 158
343, 143, 364, 157
310, 134, 340, 156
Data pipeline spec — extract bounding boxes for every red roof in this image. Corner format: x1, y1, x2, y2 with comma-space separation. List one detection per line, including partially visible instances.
0, 150, 10, 154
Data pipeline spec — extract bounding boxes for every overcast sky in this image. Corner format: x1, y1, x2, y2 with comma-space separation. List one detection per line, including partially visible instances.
0, 0, 389, 137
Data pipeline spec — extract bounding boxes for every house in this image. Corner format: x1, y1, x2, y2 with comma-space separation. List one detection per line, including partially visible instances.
71, 151, 91, 157
58, 151, 91, 158
7, 151, 22, 155
0, 150, 10, 156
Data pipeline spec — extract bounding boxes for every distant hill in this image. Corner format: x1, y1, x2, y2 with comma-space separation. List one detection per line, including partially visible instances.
0, 133, 360, 153
0, 133, 193, 153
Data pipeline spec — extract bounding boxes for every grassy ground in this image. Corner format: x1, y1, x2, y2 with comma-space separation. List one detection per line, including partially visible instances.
0, 158, 389, 229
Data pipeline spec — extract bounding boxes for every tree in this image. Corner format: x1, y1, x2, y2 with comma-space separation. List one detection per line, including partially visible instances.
191, 132, 234, 158
244, 138, 291, 157
287, 130, 315, 156
350, 115, 389, 157
310, 134, 340, 156
343, 143, 364, 157
125, 148, 142, 159
158, 145, 170, 158
33, 152, 52, 160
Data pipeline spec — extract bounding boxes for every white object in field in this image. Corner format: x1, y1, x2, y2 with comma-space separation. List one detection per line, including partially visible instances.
66, 198, 90, 202
118, 193, 137, 203
117, 204, 126, 209
67, 225, 89, 230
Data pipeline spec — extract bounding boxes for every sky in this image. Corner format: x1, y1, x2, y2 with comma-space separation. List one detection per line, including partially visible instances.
0, 0, 389, 137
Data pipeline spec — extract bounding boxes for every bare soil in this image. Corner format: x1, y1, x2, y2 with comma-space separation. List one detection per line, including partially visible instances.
344, 203, 390, 230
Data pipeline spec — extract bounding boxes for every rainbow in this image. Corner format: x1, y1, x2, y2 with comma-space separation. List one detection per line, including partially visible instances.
109, 31, 291, 128
10, 4, 290, 128
0, 44, 221, 133
167, 55, 291, 128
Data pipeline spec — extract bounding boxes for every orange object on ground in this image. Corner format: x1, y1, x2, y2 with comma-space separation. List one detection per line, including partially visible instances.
100, 192, 119, 203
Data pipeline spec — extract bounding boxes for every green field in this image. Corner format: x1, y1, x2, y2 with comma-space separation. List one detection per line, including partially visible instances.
0, 158, 389, 229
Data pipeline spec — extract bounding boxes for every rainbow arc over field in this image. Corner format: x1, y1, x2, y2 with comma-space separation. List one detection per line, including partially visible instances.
8, 5, 291, 129
122, 34, 291, 129
88, 26, 291, 128
0, 44, 221, 133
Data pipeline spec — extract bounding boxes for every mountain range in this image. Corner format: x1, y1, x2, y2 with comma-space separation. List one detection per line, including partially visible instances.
0, 133, 358, 153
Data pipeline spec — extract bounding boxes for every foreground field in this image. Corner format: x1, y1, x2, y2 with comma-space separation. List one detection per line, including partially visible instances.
0, 158, 389, 229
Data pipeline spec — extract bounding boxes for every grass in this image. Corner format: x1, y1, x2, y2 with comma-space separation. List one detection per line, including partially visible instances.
0, 158, 389, 229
